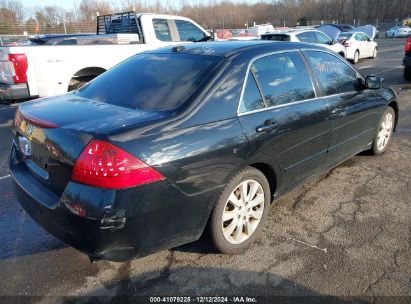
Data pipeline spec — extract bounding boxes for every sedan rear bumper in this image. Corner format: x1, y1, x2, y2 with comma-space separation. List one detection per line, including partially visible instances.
10, 143, 215, 261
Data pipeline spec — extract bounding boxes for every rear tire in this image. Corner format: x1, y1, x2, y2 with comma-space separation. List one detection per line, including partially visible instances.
370, 107, 395, 155
404, 67, 411, 81
352, 50, 359, 64
68, 79, 87, 92
210, 167, 270, 254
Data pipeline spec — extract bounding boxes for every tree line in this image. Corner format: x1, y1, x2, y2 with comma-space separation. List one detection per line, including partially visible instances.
0, 0, 409, 35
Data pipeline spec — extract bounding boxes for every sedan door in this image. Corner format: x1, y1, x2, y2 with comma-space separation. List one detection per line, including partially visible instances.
361, 33, 374, 57
302, 50, 386, 166
354, 33, 367, 58
237, 51, 330, 190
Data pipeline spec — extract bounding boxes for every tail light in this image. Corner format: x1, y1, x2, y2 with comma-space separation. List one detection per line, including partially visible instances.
8, 54, 28, 83
405, 36, 411, 52
14, 108, 23, 128
343, 41, 352, 47
71, 140, 165, 189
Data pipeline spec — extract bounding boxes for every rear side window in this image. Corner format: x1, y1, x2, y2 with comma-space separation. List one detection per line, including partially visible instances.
261, 34, 290, 41
251, 52, 315, 107
296, 31, 317, 43
56, 39, 77, 45
153, 19, 172, 41
76, 53, 221, 111
338, 33, 352, 40
239, 71, 265, 113
304, 50, 359, 95
175, 20, 205, 42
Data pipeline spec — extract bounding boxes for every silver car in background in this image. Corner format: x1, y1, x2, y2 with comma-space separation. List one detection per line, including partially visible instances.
385, 26, 411, 38
261, 29, 346, 58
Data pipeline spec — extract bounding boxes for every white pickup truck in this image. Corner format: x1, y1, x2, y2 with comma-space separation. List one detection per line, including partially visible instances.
0, 12, 211, 103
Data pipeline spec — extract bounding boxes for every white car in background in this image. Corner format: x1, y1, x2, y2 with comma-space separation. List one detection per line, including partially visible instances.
261, 29, 346, 58
337, 31, 378, 63
385, 26, 411, 38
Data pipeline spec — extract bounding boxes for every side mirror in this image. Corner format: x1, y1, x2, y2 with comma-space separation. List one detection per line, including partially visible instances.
365, 75, 383, 89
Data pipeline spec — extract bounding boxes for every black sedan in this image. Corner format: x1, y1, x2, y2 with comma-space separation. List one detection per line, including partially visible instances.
10, 41, 398, 261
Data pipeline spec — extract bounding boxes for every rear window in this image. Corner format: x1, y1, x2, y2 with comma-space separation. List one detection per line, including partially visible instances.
338, 33, 352, 39
76, 53, 221, 111
261, 34, 290, 41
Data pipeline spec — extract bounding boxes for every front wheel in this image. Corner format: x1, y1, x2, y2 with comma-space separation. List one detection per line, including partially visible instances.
210, 167, 271, 254
371, 48, 377, 59
370, 107, 395, 155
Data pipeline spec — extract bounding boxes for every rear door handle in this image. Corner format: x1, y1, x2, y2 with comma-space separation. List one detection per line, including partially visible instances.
256, 120, 278, 133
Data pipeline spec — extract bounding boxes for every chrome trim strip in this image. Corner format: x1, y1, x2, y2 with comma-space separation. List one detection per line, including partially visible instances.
237, 47, 363, 117
236, 50, 318, 116
238, 92, 346, 117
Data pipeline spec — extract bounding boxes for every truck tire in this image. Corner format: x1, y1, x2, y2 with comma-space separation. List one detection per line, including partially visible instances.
68, 78, 89, 92
404, 67, 411, 81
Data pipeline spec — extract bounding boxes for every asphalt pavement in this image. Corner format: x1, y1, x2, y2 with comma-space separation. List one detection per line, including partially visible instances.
0, 38, 410, 303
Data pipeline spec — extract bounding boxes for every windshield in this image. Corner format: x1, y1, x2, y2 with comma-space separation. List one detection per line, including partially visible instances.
76, 53, 221, 111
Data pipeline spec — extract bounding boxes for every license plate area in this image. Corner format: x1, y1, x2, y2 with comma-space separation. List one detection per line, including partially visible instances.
31, 143, 49, 172
17, 134, 50, 180
27, 142, 50, 180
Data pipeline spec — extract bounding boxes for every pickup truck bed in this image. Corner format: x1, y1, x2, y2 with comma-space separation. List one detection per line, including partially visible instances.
0, 13, 210, 103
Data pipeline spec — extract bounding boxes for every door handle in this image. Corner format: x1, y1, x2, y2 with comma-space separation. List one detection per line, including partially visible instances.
256, 120, 278, 133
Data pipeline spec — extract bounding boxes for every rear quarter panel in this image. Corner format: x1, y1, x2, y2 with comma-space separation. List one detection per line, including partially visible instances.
105, 118, 249, 196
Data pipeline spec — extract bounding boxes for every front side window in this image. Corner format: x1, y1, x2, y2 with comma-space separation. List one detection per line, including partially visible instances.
153, 19, 172, 41
175, 20, 205, 42
316, 32, 331, 44
251, 52, 315, 107
354, 33, 363, 41
296, 31, 317, 43
361, 33, 370, 41
304, 50, 359, 95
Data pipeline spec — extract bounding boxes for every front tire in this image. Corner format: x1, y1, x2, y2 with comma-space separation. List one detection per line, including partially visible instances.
210, 167, 271, 254
370, 107, 395, 155
371, 48, 377, 59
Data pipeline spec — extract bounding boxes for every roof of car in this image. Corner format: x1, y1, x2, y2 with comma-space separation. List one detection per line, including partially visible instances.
148, 41, 327, 58
339, 31, 365, 35
262, 28, 317, 35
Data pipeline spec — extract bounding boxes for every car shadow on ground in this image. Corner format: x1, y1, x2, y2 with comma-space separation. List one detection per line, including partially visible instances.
61, 267, 372, 304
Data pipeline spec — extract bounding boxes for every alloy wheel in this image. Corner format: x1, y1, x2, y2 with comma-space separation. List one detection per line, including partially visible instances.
377, 112, 394, 151
354, 51, 359, 63
221, 180, 265, 245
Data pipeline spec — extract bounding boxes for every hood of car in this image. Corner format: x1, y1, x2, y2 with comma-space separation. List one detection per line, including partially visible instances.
317, 25, 341, 41
356, 26, 377, 40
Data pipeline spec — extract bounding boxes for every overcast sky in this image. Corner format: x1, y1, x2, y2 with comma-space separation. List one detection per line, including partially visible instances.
24, 0, 76, 9
22, 0, 263, 10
